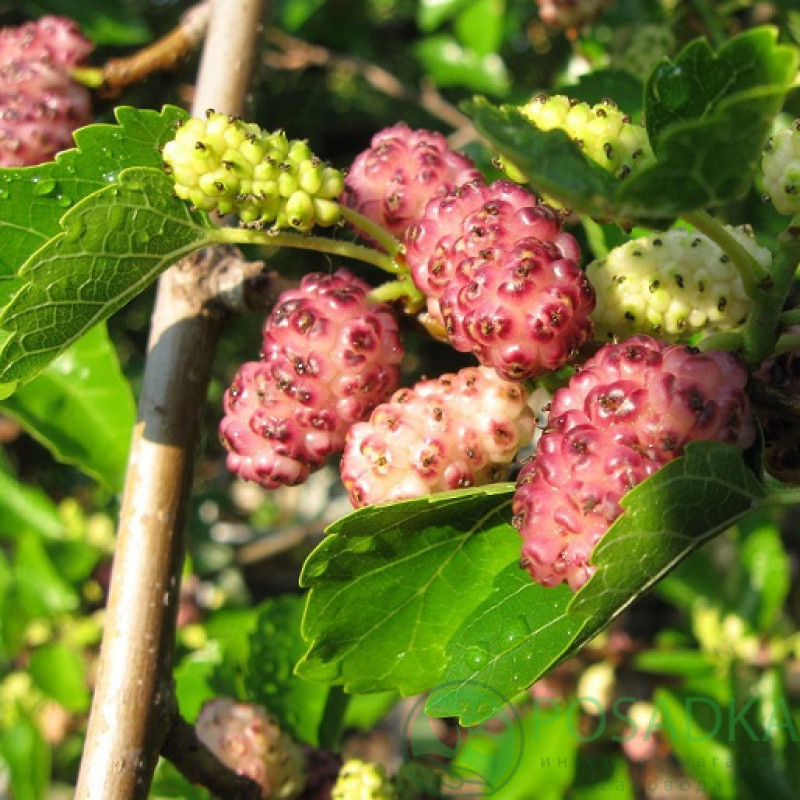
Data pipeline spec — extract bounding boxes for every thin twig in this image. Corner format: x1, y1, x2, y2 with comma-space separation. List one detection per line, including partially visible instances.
74, 1, 270, 798
73, 2, 212, 96
264, 27, 475, 136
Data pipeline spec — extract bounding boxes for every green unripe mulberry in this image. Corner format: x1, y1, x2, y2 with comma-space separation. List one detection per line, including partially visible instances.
760, 122, 800, 218
162, 111, 344, 232
587, 227, 769, 340
508, 94, 655, 181
331, 759, 397, 800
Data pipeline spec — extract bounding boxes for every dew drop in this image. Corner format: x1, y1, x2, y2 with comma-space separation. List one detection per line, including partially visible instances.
56, 194, 72, 207
0, 188, 8, 200
32, 177, 57, 196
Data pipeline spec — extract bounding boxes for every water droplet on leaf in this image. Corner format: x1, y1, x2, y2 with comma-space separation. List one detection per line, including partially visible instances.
32, 177, 57, 196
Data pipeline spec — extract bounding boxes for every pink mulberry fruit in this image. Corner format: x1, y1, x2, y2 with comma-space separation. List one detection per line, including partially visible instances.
0, 16, 93, 166
341, 366, 536, 507
195, 698, 307, 799
342, 124, 481, 242
220, 269, 404, 489
406, 179, 593, 380
512, 336, 755, 591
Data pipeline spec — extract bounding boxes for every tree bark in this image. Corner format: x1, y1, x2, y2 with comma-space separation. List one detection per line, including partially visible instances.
75, 2, 268, 797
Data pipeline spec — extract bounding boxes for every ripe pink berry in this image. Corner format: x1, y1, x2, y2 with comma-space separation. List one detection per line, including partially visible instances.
512, 336, 755, 591
341, 366, 536, 507
405, 179, 593, 380
195, 699, 306, 799
0, 16, 93, 166
220, 269, 404, 489
342, 124, 481, 242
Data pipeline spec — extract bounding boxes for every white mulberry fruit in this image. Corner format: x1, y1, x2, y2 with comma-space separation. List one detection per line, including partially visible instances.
587, 227, 767, 340
195, 698, 307, 799
341, 366, 536, 507
512, 336, 755, 591
760, 122, 800, 218
220, 269, 403, 489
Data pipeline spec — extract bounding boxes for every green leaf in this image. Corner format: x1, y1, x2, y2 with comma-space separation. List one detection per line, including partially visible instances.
645, 28, 798, 152
415, 36, 509, 96
633, 648, 716, 679
248, 596, 397, 747
21, 0, 153, 44
0, 710, 50, 800
427, 442, 763, 725
13, 533, 79, 618
0, 323, 135, 492
560, 69, 646, 116
465, 97, 620, 219
28, 642, 91, 713
0, 167, 215, 395
425, 565, 584, 724
174, 646, 220, 722
735, 512, 790, 633
454, 0, 505, 57
0, 105, 187, 285
417, 0, 474, 31
0, 459, 64, 541
297, 485, 519, 695
652, 687, 738, 800
247, 595, 329, 746
570, 753, 635, 800
731, 665, 800, 800
451, 701, 577, 800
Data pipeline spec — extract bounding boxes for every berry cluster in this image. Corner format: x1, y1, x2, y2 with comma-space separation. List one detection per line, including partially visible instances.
760, 121, 800, 218
341, 366, 535, 507
214, 121, 763, 598
162, 111, 344, 231
195, 698, 307, 799
220, 269, 403, 489
342, 123, 481, 242
514, 94, 654, 180
0, 15, 93, 166
588, 226, 767, 340
405, 179, 595, 380
512, 336, 755, 590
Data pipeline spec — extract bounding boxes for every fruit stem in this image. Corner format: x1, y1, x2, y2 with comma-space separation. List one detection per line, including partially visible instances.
368, 276, 426, 312
779, 308, 800, 328
742, 225, 800, 366
694, 331, 744, 353
318, 686, 350, 750
210, 226, 402, 274
339, 205, 405, 260
683, 210, 770, 298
